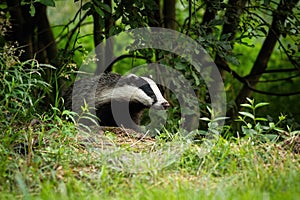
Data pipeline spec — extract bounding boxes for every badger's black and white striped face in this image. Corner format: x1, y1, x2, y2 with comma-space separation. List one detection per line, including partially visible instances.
134, 76, 170, 109
107, 74, 170, 110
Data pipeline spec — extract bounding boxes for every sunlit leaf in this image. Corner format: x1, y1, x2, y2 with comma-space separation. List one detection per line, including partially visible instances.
199, 117, 210, 121
212, 116, 230, 122
246, 97, 254, 105
278, 115, 286, 121
29, 4, 35, 16
255, 117, 268, 121
269, 122, 275, 129
240, 103, 252, 109
239, 111, 254, 119
254, 102, 269, 109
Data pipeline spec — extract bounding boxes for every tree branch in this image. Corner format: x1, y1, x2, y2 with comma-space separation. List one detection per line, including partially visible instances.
106, 54, 151, 71
229, 0, 300, 118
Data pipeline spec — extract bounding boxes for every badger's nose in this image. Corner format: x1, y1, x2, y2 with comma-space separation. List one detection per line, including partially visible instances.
162, 101, 170, 109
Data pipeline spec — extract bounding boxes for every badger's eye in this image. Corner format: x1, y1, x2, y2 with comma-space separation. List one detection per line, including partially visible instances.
139, 84, 157, 103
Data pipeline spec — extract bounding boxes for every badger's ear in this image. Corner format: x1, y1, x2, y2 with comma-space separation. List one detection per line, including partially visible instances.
140, 74, 153, 80
125, 74, 139, 80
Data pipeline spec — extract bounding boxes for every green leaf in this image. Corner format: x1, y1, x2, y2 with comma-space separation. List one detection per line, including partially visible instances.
29, 4, 36, 16
278, 115, 286, 121
255, 117, 268, 121
222, 43, 232, 51
269, 122, 275, 129
94, 6, 104, 16
240, 103, 252, 109
208, 129, 220, 135
199, 117, 210, 121
246, 97, 254, 105
264, 134, 278, 142
247, 123, 252, 129
239, 111, 255, 119
36, 0, 56, 7
108, 26, 117, 36
93, 1, 112, 13
191, 70, 200, 86
208, 121, 218, 129
224, 55, 240, 65
206, 106, 212, 114
235, 116, 244, 122
82, 2, 92, 11
274, 128, 284, 133
254, 102, 269, 109
100, 3, 112, 13
212, 116, 230, 122
174, 62, 186, 70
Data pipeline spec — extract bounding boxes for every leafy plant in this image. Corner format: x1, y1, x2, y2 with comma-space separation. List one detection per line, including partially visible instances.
200, 106, 230, 136
236, 98, 286, 142
0, 45, 53, 124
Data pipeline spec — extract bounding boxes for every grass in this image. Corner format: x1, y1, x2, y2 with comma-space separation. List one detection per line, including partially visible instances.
0, 47, 299, 200
0, 115, 299, 200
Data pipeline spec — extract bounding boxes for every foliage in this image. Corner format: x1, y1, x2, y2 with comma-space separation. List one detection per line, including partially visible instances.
0, 2, 300, 198
0, 46, 299, 198
2, 0, 300, 122
236, 97, 286, 142
0, 107, 299, 199
0, 44, 52, 123
21, 0, 56, 16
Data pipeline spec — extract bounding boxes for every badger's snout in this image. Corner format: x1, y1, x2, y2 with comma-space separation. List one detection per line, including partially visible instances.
152, 100, 170, 110
161, 101, 170, 109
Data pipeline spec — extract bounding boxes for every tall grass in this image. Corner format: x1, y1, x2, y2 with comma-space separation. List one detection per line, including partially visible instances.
0, 44, 52, 124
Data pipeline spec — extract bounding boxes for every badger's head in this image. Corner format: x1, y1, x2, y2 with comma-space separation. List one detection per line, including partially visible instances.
115, 74, 170, 110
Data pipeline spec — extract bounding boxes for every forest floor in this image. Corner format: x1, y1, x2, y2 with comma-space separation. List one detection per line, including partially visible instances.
0, 122, 300, 200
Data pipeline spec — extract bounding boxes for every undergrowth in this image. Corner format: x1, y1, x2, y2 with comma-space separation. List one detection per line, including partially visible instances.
0, 46, 299, 200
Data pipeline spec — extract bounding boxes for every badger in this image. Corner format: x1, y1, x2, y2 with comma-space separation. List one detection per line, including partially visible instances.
63, 73, 170, 129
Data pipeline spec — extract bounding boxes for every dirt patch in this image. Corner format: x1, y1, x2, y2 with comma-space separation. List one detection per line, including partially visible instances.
283, 135, 300, 154
77, 126, 156, 151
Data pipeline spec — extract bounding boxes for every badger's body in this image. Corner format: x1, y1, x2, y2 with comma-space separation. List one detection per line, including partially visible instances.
63, 73, 169, 129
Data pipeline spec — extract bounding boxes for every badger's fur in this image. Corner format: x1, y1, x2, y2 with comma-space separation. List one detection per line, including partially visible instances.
63, 73, 169, 129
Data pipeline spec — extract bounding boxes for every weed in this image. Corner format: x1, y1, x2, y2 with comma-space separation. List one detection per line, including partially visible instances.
0, 45, 52, 124
236, 98, 287, 143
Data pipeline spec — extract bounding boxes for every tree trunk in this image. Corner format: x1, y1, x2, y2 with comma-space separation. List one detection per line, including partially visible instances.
163, 0, 176, 29
6, 0, 33, 61
6, 0, 61, 106
93, 9, 105, 74
229, 0, 300, 119
6, 0, 58, 65
35, 4, 58, 64
94, 0, 114, 74
150, 0, 161, 27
